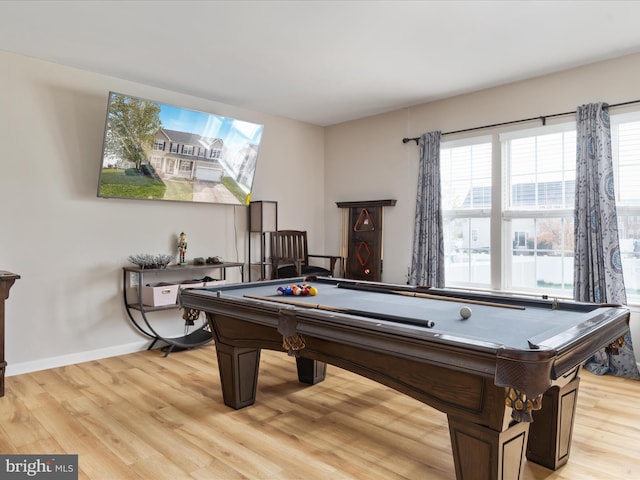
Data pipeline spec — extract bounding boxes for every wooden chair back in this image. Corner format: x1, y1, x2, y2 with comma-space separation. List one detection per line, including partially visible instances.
270, 230, 309, 277
270, 230, 343, 279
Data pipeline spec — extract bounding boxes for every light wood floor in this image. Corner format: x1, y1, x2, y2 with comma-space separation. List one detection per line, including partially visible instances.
1, 345, 639, 480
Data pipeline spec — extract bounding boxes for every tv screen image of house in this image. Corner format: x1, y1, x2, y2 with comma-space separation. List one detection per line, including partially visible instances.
97, 92, 264, 206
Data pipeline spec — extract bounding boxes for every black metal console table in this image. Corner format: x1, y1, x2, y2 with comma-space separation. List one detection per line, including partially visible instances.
123, 262, 243, 356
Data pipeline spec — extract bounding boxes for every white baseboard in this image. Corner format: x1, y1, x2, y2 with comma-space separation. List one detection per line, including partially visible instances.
5, 340, 151, 377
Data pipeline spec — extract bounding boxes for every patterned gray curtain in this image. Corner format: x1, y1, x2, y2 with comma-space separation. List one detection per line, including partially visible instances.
574, 102, 640, 379
409, 131, 445, 287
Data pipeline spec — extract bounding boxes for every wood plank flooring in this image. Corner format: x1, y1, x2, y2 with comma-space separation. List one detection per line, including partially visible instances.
1, 345, 639, 479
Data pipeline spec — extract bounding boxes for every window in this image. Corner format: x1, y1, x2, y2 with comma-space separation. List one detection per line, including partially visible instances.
501, 125, 576, 295
612, 112, 640, 302
178, 159, 192, 173
149, 156, 162, 170
439, 112, 640, 301
153, 140, 165, 151
210, 139, 224, 159
170, 143, 179, 153
182, 145, 194, 155
441, 137, 492, 287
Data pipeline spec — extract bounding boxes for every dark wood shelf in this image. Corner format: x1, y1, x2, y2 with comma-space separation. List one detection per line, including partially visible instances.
248, 201, 278, 282
336, 199, 397, 208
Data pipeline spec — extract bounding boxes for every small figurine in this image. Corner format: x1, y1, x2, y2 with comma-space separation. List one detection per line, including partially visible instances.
178, 232, 188, 265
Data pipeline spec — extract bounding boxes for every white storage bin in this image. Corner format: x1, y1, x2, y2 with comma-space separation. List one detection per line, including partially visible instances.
140, 282, 179, 306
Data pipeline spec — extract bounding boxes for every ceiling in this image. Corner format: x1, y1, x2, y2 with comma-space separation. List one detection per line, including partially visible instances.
2, 1, 640, 126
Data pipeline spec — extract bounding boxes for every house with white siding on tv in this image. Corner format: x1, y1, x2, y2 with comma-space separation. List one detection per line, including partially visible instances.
150, 128, 226, 182
149, 128, 260, 192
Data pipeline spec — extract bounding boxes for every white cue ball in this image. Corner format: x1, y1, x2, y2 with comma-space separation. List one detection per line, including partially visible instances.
460, 306, 472, 319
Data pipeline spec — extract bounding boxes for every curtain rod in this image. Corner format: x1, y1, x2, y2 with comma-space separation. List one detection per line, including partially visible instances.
401, 99, 640, 145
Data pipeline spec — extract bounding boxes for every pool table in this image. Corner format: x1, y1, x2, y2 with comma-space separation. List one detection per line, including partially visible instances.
179, 277, 630, 480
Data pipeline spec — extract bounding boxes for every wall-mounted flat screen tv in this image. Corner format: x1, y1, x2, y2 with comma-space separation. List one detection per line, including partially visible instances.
97, 92, 264, 206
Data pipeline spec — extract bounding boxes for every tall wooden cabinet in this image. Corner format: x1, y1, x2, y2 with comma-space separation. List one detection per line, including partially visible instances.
248, 201, 278, 281
337, 200, 396, 282
0, 270, 19, 397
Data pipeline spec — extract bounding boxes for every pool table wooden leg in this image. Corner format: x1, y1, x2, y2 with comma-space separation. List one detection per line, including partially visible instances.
296, 357, 327, 384
215, 343, 261, 409
527, 375, 580, 470
448, 415, 530, 480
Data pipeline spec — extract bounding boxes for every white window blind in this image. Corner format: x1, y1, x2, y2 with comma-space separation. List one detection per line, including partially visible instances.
612, 112, 640, 301
501, 125, 575, 294
441, 137, 492, 287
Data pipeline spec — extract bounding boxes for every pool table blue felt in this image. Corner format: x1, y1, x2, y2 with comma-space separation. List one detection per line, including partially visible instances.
199, 277, 611, 352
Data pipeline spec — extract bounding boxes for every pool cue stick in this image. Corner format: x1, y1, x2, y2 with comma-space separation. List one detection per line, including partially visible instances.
244, 294, 341, 311
336, 282, 525, 310
394, 291, 525, 310
243, 294, 435, 328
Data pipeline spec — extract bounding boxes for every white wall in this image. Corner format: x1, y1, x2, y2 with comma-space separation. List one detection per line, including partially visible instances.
0, 51, 325, 374
324, 52, 640, 363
